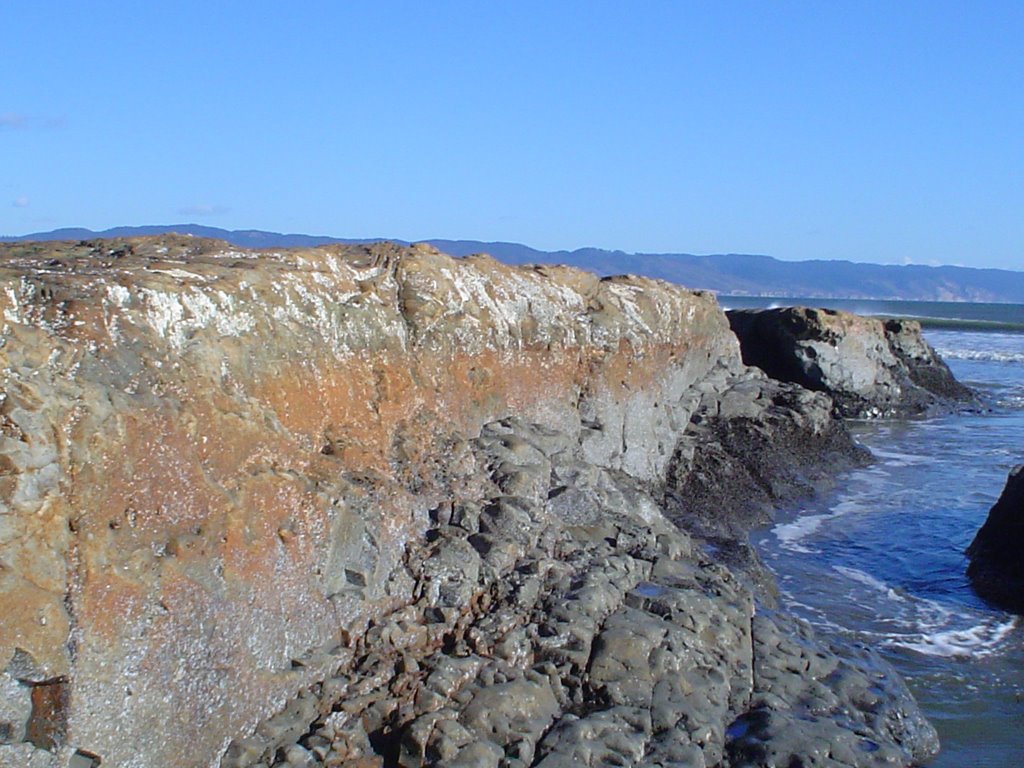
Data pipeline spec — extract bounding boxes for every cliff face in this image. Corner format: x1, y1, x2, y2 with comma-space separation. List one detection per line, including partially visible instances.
0, 238, 733, 765
0, 238, 939, 768
727, 307, 976, 419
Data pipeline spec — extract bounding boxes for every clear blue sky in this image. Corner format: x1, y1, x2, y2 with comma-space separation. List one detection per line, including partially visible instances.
3, 2, 1023, 269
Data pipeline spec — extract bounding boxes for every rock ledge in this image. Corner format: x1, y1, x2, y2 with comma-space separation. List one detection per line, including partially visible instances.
0, 238, 939, 768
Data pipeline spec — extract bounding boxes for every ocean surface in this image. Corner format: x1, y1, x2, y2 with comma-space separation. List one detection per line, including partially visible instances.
720, 297, 1024, 766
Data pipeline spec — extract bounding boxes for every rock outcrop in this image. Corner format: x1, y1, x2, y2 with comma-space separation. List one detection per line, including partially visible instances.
727, 307, 976, 419
966, 465, 1024, 612
0, 237, 937, 767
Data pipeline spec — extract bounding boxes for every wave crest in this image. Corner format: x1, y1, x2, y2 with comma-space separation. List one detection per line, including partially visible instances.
935, 347, 1024, 363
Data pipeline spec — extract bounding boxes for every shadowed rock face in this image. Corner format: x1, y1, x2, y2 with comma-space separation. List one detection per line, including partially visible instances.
727, 307, 976, 419
967, 466, 1024, 612
0, 237, 938, 768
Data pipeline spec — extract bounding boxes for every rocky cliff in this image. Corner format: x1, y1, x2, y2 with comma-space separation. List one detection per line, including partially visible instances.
0, 238, 937, 768
727, 307, 976, 419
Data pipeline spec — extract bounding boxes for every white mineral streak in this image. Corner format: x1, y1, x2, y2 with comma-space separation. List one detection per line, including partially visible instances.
105, 283, 132, 308
137, 287, 256, 350
147, 268, 212, 282
269, 269, 402, 359
435, 266, 592, 355
603, 282, 655, 339
2, 286, 20, 324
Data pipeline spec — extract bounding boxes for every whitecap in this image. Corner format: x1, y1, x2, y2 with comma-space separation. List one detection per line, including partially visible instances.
774, 505, 856, 552
772, 515, 830, 553
884, 619, 1017, 659
772, 500, 866, 553
935, 348, 1024, 364
870, 447, 928, 466
833, 565, 906, 603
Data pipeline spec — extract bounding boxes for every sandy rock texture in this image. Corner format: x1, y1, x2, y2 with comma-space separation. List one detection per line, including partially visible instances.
727, 307, 976, 419
966, 465, 1024, 612
0, 237, 937, 767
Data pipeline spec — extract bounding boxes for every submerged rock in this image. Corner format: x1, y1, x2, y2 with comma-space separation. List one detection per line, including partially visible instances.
727, 307, 976, 418
967, 465, 1024, 612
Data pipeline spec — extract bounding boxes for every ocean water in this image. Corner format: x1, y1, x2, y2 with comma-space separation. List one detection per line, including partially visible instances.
726, 298, 1024, 766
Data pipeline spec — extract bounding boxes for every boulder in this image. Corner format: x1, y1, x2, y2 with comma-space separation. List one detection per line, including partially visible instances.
967, 466, 1024, 612
727, 307, 976, 418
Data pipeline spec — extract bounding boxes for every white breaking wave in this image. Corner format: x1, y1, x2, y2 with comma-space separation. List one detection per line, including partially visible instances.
870, 447, 929, 466
935, 347, 1024, 364
772, 497, 874, 553
772, 515, 831, 554
828, 565, 1018, 659
832, 565, 906, 603
884, 619, 1017, 659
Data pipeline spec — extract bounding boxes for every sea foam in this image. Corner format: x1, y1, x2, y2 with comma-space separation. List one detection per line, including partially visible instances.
884, 619, 1017, 659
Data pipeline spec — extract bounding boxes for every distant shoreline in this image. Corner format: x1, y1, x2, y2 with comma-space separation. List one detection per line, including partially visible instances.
4, 224, 1023, 303
719, 295, 1024, 332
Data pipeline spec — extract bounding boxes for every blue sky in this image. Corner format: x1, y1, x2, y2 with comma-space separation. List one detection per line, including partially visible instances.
3, 2, 1023, 269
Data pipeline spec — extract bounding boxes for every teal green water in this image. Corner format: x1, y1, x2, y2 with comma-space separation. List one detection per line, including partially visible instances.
720, 296, 1024, 333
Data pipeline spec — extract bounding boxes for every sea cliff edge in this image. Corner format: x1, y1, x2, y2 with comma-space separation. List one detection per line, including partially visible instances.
0, 238, 955, 768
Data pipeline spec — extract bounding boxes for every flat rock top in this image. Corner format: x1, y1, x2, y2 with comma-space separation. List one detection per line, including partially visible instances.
0, 235, 727, 356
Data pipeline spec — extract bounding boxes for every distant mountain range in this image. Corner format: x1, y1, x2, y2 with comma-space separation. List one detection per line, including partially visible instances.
4, 224, 1023, 303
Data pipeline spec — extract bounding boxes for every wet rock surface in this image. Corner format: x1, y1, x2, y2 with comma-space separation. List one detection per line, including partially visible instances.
966, 465, 1024, 613
664, 364, 871, 541
727, 307, 976, 418
216, 419, 937, 768
0, 238, 940, 767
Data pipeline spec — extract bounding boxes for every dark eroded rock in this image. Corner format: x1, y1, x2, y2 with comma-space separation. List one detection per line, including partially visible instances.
665, 367, 871, 540
967, 465, 1024, 612
727, 611, 939, 767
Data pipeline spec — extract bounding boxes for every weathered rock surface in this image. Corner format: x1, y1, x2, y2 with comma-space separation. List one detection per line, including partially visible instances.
219, 419, 937, 768
664, 367, 870, 539
966, 465, 1024, 613
0, 237, 937, 767
727, 307, 976, 419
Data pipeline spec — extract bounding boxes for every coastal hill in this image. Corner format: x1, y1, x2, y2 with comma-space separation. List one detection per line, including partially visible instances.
5, 224, 1024, 303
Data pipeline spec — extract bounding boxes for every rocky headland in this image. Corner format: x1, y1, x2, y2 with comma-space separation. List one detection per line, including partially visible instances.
966, 466, 1024, 613
0, 237, 959, 768
727, 307, 976, 419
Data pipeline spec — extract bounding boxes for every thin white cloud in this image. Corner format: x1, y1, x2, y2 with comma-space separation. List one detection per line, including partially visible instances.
177, 204, 230, 217
12, 196, 29, 208
0, 113, 27, 129
0, 113, 66, 130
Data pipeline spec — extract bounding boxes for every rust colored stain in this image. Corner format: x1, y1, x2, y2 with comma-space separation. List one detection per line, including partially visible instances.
27, 679, 69, 751
0, 237, 733, 767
